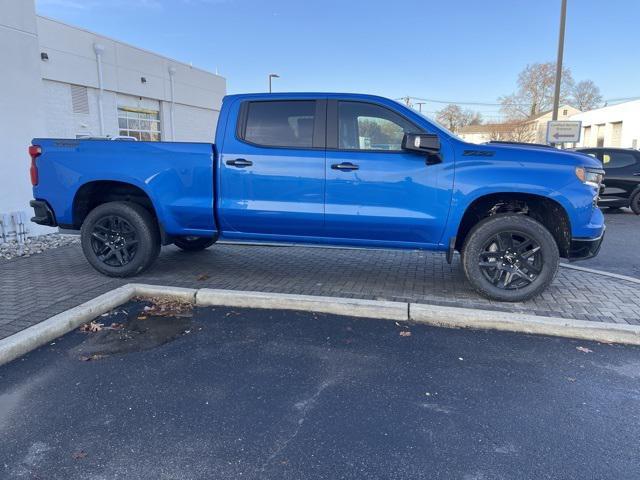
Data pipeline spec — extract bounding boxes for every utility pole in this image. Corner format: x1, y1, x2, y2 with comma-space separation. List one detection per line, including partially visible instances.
268, 73, 280, 93
415, 102, 426, 113
551, 0, 567, 123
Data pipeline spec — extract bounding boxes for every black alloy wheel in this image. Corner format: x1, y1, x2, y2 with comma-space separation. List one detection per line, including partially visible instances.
90, 215, 139, 267
81, 201, 160, 277
461, 213, 559, 302
478, 231, 542, 290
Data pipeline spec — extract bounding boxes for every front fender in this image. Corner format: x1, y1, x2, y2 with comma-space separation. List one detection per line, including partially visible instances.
441, 156, 603, 243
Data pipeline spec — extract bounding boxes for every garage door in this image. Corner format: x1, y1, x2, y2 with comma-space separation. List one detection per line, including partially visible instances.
611, 122, 623, 147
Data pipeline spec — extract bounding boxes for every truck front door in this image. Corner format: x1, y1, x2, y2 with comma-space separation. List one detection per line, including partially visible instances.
324, 100, 451, 247
218, 99, 326, 238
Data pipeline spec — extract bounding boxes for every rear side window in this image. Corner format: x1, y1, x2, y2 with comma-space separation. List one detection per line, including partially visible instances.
602, 151, 638, 169
243, 101, 316, 148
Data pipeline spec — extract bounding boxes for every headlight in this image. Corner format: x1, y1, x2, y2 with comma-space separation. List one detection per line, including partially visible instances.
575, 167, 604, 188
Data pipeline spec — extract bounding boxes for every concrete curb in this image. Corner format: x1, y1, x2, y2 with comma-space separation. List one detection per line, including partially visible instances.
0, 284, 198, 367
560, 263, 640, 285
129, 284, 198, 302
409, 303, 640, 345
196, 288, 408, 321
0, 285, 135, 367
3, 283, 640, 367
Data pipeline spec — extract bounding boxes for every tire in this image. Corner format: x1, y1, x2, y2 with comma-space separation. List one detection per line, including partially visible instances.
630, 191, 640, 215
461, 214, 559, 302
81, 201, 161, 277
173, 236, 216, 252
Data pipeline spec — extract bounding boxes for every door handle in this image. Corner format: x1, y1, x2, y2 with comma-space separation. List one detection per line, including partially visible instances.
226, 158, 253, 167
331, 162, 359, 171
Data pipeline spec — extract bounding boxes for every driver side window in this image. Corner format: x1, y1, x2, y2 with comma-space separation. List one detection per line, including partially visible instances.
338, 101, 417, 151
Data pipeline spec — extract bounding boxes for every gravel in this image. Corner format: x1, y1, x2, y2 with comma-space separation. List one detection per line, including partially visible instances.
0, 233, 80, 260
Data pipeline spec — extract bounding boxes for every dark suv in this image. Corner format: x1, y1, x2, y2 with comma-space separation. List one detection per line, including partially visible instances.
576, 148, 640, 214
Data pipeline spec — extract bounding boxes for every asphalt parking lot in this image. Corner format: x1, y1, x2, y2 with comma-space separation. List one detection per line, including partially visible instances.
2, 302, 640, 480
575, 208, 640, 278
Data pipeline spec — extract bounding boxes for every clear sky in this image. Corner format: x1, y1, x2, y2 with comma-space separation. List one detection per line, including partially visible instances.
36, 0, 639, 121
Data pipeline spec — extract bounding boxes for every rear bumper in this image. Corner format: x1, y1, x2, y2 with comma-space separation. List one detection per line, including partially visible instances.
567, 230, 605, 261
30, 200, 57, 227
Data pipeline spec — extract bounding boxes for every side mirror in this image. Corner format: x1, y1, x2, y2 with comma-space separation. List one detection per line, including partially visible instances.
402, 133, 441, 154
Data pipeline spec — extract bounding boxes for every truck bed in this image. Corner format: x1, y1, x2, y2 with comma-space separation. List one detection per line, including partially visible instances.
32, 138, 217, 237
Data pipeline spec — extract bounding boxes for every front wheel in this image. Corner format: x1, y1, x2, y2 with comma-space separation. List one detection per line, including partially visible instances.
630, 191, 640, 215
173, 236, 216, 252
461, 214, 559, 302
81, 201, 160, 277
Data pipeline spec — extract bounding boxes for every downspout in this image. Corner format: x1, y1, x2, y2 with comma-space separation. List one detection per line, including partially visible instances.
168, 66, 176, 141
93, 43, 105, 136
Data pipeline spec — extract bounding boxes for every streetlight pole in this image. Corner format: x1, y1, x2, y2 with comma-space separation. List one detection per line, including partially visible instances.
551, 0, 567, 123
415, 102, 426, 113
268, 73, 280, 93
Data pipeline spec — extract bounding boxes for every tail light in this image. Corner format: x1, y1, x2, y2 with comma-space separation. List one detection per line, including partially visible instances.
29, 145, 41, 186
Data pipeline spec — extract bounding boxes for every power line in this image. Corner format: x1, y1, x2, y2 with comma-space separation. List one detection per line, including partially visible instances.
397, 95, 640, 108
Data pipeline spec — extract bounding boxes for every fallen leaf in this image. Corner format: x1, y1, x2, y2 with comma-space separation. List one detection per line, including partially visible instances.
79, 354, 105, 362
72, 450, 87, 460
576, 346, 593, 353
79, 321, 103, 333
137, 315, 147, 320
142, 297, 193, 317
567, 377, 577, 382
108, 323, 124, 330
399, 331, 411, 337
196, 273, 210, 281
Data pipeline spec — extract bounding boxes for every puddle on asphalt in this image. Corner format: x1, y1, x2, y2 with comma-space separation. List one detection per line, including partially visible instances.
70, 299, 196, 359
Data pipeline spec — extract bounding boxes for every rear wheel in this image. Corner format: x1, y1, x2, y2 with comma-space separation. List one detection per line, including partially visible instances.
173, 236, 216, 252
461, 214, 559, 302
630, 191, 640, 215
81, 201, 160, 277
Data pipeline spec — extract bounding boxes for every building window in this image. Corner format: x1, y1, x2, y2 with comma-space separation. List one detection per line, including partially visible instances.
118, 107, 161, 141
562, 109, 568, 116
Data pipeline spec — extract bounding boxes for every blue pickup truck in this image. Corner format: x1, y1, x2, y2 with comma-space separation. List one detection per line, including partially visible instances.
29, 93, 605, 301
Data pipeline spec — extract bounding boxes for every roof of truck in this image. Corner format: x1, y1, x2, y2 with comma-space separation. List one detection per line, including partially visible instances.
223, 92, 394, 102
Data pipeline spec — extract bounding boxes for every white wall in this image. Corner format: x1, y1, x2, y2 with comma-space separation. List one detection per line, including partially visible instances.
171, 103, 218, 142
0, 3, 226, 241
571, 100, 640, 148
0, 0, 50, 237
36, 16, 225, 114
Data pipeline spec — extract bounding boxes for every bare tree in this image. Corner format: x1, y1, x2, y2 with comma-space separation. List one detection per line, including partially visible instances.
571, 80, 603, 111
486, 120, 536, 143
467, 111, 483, 126
507, 120, 537, 143
499, 62, 574, 119
436, 104, 483, 132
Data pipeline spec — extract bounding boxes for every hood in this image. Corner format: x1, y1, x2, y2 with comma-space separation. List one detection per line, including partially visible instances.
465, 141, 603, 169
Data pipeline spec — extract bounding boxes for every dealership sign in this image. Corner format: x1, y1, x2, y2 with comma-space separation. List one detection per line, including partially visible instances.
546, 121, 582, 143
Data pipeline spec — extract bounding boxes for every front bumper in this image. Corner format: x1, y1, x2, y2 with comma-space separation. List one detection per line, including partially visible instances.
30, 200, 57, 227
567, 229, 605, 261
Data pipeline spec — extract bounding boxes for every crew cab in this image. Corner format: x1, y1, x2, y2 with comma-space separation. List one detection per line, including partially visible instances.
29, 93, 605, 301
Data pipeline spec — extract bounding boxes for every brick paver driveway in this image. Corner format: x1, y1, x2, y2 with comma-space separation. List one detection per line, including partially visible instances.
1, 242, 639, 340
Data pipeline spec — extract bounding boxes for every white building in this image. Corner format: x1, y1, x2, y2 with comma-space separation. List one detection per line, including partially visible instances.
458, 105, 579, 145
0, 0, 226, 240
570, 100, 640, 149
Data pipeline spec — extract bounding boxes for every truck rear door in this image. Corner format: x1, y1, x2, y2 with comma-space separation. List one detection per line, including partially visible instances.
218, 98, 326, 238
